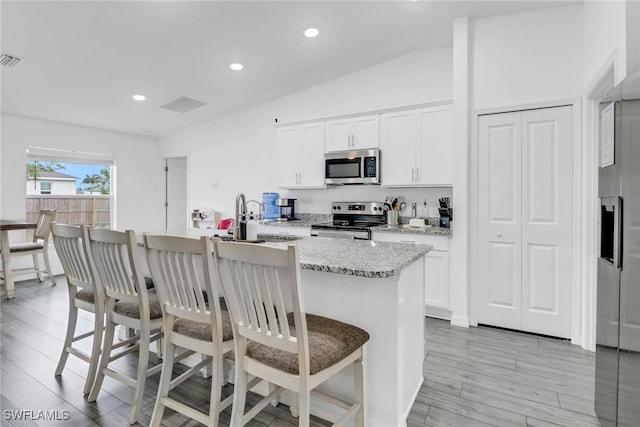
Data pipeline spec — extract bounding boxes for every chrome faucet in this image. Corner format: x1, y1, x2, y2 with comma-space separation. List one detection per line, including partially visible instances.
235, 193, 247, 240
246, 199, 265, 222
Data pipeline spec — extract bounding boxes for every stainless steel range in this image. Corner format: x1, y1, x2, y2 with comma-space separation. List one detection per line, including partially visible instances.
310, 202, 387, 240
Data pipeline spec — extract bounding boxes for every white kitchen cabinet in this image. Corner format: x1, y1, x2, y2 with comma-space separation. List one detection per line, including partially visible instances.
325, 115, 379, 152
372, 231, 450, 318
380, 105, 452, 187
276, 122, 326, 189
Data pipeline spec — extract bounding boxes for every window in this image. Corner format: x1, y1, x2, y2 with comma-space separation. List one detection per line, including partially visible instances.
40, 182, 52, 194
26, 147, 115, 227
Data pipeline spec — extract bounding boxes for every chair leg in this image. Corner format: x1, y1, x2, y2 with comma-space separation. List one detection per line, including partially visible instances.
41, 246, 56, 286
149, 335, 175, 427
230, 359, 248, 426
84, 304, 104, 396
354, 356, 365, 427
88, 317, 116, 402
207, 352, 223, 426
298, 391, 310, 427
32, 253, 43, 282
129, 325, 151, 425
55, 295, 78, 377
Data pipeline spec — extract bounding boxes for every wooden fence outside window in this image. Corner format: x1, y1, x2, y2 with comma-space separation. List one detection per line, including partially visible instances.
27, 196, 111, 227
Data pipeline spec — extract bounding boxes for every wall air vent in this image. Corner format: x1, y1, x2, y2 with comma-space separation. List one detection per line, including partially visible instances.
159, 95, 208, 113
0, 53, 24, 69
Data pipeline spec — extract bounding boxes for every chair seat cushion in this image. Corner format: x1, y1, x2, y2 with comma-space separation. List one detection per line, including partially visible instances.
10, 242, 44, 252
114, 289, 163, 319
76, 289, 95, 304
246, 313, 369, 375
173, 299, 233, 342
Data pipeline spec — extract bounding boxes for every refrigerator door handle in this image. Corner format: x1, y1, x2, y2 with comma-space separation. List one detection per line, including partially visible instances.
614, 196, 623, 270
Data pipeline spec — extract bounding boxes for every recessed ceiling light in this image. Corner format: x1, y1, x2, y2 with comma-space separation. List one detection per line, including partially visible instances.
229, 63, 244, 71
304, 28, 319, 38
132, 94, 146, 101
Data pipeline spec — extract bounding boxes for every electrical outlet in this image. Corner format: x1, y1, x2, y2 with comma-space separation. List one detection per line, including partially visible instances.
211, 182, 219, 189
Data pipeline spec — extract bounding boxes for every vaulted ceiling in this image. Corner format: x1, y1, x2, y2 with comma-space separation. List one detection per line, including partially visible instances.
1, 1, 574, 137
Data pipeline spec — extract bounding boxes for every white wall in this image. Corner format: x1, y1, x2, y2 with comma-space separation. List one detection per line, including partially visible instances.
472, 5, 583, 110
582, 0, 628, 89
1, 114, 161, 231
159, 48, 454, 219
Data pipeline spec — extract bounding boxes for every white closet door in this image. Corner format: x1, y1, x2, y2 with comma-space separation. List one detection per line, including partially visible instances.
478, 112, 523, 330
521, 106, 573, 338
478, 106, 573, 338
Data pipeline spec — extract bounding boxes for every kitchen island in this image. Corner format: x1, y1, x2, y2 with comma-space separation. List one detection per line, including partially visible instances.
146, 230, 431, 427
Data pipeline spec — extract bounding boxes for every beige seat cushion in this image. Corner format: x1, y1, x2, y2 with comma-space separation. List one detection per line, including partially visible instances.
246, 313, 369, 375
114, 289, 163, 319
76, 289, 95, 304
172, 299, 233, 342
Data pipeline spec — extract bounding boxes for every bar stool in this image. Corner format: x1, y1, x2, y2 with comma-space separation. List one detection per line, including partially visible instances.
51, 224, 104, 395
144, 234, 234, 427
213, 240, 369, 426
85, 228, 163, 425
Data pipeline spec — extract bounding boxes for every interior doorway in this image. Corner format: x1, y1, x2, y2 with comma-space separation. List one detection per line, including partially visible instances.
164, 157, 187, 231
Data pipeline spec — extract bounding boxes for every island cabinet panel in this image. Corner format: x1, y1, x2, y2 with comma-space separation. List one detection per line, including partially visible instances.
325, 114, 379, 152
373, 232, 450, 318
299, 258, 425, 427
276, 122, 326, 189
380, 104, 453, 187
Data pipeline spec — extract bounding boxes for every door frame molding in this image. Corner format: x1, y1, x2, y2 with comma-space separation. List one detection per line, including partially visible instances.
469, 98, 584, 345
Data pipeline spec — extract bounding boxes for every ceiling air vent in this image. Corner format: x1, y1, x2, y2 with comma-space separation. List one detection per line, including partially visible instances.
0, 53, 24, 69
159, 95, 208, 114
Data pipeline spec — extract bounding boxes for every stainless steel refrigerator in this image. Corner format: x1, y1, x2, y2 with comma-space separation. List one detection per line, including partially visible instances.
595, 78, 640, 426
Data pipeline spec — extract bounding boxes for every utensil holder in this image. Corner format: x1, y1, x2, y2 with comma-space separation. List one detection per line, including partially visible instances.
387, 210, 399, 225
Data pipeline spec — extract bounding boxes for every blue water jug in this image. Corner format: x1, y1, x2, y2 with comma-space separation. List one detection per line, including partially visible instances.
262, 192, 280, 220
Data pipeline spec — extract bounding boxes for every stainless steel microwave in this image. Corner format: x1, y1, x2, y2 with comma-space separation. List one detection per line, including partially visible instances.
324, 149, 380, 185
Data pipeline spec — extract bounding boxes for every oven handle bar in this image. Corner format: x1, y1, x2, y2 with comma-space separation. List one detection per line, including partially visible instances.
310, 229, 371, 240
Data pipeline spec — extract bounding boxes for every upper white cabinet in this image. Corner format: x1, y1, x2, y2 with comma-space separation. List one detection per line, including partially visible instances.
276, 122, 326, 189
380, 104, 452, 187
325, 115, 379, 152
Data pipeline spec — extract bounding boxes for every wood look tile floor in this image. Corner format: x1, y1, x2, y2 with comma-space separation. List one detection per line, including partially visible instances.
1, 277, 600, 426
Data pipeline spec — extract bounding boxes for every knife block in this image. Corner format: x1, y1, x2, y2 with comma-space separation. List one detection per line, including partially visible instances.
438, 208, 452, 228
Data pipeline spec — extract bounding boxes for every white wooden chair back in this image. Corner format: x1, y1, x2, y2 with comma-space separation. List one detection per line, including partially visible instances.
86, 228, 146, 306
34, 209, 57, 242
51, 224, 96, 293
213, 241, 309, 371
144, 235, 225, 340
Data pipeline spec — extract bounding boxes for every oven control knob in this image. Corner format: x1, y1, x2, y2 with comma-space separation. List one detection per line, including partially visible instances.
336, 206, 341, 210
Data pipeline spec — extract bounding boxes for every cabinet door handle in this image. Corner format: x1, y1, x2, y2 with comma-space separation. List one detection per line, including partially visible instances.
298, 172, 302, 184
411, 168, 415, 182
415, 168, 420, 182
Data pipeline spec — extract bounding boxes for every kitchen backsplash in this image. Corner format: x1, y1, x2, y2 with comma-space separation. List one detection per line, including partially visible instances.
277, 186, 453, 218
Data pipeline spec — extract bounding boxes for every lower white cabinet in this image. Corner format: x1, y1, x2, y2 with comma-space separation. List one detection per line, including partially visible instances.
372, 232, 450, 318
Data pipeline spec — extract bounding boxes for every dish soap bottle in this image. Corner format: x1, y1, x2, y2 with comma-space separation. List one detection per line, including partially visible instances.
422, 199, 428, 219
246, 212, 258, 241
238, 214, 247, 241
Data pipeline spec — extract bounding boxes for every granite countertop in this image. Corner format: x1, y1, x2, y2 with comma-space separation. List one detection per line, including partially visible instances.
257, 235, 431, 279
142, 228, 431, 279
371, 224, 451, 236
